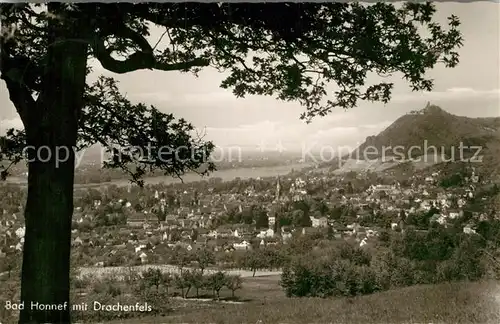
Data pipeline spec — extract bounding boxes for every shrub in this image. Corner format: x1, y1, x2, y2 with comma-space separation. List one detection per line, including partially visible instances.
91, 278, 122, 297
72, 275, 91, 289
142, 289, 170, 316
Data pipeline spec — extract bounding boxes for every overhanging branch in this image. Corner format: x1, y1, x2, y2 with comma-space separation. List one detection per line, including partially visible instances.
0, 57, 36, 126
91, 26, 210, 74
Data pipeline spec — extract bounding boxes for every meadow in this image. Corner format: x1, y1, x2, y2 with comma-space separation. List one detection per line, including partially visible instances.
2, 263, 500, 324
104, 275, 500, 324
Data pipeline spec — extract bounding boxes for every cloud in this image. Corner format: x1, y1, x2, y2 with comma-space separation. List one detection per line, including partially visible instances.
202, 118, 392, 151
391, 88, 500, 103
133, 91, 238, 105
306, 120, 392, 146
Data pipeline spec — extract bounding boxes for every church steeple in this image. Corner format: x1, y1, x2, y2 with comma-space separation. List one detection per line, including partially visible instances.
274, 175, 283, 234
276, 176, 281, 201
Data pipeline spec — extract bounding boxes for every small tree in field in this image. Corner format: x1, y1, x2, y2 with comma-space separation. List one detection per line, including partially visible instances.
142, 268, 163, 291
189, 270, 204, 298
195, 248, 215, 275
162, 272, 173, 296
245, 249, 266, 277
170, 247, 191, 274
205, 271, 227, 300
174, 273, 190, 298
0, 3, 462, 322
225, 275, 243, 298
180, 270, 195, 298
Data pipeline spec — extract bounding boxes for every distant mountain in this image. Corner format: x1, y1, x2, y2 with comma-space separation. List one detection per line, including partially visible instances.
335, 104, 500, 175
351, 104, 500, 158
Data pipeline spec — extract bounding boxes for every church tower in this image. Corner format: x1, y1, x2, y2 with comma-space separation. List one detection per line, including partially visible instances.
275, 176, 281, 202
274, 175, 284, 234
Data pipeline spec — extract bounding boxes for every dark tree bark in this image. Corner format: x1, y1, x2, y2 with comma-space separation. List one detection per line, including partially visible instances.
19, 5, 88, 323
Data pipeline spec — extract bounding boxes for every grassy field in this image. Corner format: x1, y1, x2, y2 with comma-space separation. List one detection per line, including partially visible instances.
77, 264, 282, 280
106, 276, 500, 324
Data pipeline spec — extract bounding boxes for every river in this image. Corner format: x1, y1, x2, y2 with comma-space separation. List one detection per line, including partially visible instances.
4, 162, 313, 189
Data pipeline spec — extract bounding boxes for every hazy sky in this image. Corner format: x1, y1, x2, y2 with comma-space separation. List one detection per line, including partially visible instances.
1, 2, 498, 152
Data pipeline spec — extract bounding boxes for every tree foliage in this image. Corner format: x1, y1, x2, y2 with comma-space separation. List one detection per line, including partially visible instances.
225, 275, 243, 298
280, 225, 487, 299
194, 248, 215, 274
0, 3, 463, 177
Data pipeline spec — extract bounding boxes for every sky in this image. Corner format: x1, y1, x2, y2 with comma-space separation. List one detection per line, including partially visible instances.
0, 2, 499, 153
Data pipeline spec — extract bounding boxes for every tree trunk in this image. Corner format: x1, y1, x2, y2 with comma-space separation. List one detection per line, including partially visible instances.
18, 5, 88, 323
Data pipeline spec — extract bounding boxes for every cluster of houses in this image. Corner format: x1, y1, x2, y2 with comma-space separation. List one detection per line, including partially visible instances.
0, 163, 494, 264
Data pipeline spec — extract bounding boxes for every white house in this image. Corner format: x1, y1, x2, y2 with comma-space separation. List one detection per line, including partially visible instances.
15, 227, 25, 239
268, 216, 276, 226
257, 228, 274, 238
282, 232, 292, 242
420, 201, 432, 211
431, 214, 446, 225
442, 200, 451, 209
463, 226, 476, 235
233, 240, 251, 250
265, 228, 274, 237
310, 217, 328, 228
207, 230, 218, 238
139, 252, 148, 264
135, 244, 147, 253
72, 236, 83, 246
457, 198, 466, 208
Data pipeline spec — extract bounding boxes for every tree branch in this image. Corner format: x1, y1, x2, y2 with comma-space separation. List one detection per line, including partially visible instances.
0, 57, 36, 126
91, 26, 210, 74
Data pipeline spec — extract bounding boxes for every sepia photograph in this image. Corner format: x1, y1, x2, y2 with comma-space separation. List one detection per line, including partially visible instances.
0, 1, 499, 324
